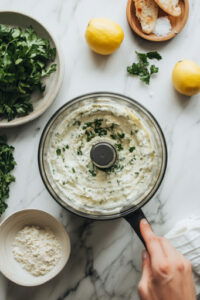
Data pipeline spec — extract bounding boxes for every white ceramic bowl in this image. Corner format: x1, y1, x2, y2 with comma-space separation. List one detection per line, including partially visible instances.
0, 209, 71, 286
0, 11, 63, 128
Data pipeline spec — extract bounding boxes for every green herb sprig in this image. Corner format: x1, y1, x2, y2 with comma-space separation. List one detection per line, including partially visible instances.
127, 51, 162, 84
0, 136, 16, 215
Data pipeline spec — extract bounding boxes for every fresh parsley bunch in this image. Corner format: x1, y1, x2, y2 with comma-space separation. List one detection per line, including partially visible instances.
0, 135, 16, 215
0, 25, 57, 121
127, 51, 162, 84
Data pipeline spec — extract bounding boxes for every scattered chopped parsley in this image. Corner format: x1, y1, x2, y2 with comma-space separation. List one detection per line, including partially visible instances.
65, 145, 69, 149
85, 130, 96, 142
89, 169, 97, 177
83, 119, 103, 130
118, 133, 125, 139
77, 146, 83, 155
56, 148, 61, 155
104, 162, 124, 174
83, 119, 107, 142
129, 146, 136, 153
72, 168, 76, 173
150, 65, 159, 74
0, 25, 57, 121
146, 51, 162, 60
0, 135, 16, 215
110, 134, 117, 140
115, 143, 123, 151
111, 132, 125, 140
127, 51, 162, 84
88, 162, 97, 177
82, 119, 118, 142
95, 128, 107, 136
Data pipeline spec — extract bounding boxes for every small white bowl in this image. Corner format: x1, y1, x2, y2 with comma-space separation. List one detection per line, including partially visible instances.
0, 11, 64, 128
0, 209, 71, 286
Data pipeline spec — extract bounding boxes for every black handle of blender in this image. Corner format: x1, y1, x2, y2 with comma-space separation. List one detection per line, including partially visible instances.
124, 209, 147, 248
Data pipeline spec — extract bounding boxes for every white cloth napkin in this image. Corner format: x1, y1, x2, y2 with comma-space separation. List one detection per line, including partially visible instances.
165, 216, 200, 294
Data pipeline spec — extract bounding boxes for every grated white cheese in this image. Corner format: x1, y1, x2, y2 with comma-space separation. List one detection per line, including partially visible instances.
12, 225, 62, 276
153, 17, 172, 37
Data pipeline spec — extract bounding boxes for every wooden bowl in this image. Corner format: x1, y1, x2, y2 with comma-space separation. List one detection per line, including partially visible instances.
0, 209, 71, 286
126, 0, 189, 42
0, 11, 64, 128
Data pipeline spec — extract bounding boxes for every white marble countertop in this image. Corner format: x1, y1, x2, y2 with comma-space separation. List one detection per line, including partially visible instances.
0, 0, 200, 299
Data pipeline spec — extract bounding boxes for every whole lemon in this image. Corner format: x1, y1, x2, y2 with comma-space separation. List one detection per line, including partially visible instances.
85, 18, 124, 55
172, 60, 200, 96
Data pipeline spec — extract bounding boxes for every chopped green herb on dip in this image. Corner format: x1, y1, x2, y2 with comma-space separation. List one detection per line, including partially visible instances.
77, 146, 83, 155
129, 146, 136, 152
56, 149, 61, 155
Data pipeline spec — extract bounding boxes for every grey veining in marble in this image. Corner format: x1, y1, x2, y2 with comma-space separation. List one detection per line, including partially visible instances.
0, 0, 200, 299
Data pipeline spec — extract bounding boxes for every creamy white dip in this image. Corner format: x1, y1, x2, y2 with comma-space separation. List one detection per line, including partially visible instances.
46, 100, 160, 215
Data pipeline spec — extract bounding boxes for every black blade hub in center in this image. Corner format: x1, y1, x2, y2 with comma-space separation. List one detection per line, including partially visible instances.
90, 142, 117, 169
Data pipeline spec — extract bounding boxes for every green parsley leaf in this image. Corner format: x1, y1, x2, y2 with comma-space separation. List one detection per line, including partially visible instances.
135, 51, 149, 65
110, 132, 125, 140
140, 72, 151, 85
56, 148, 61, 155
147, 51, 162, 60
104, 162, 124, 174
0, 135, 16, 215
117, 133, 125, 139
129, 146, 136, 153
83, 119, 108, 142
89, 169, 97, 177
115, 143, 123, 151
77, 146, 83, 155
150, 65, 159, 74
127, 51, 162, 85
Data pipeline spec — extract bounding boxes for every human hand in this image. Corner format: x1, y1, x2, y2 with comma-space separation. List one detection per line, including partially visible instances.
138, 219, 196, 300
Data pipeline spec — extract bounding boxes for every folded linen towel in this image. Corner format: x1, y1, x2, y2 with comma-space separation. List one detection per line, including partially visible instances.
165, 216, 200, 294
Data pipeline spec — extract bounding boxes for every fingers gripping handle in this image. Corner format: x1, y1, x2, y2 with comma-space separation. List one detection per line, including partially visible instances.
124, 209, 147, 248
